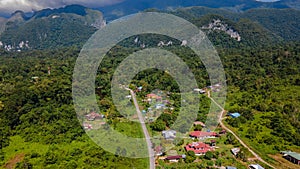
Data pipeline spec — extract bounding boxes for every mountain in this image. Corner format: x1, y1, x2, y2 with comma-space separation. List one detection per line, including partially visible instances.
0, 4, 299, 51
171, 6, 300, 41
0, 5, 105, 51
98, 0, 300, 20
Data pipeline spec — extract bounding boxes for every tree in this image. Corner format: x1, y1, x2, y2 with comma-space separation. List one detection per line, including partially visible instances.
204, 151, 214, 160
215, 159, 222, 166
194, 125, 202, 131
185, 151, 196, 163
150, 120, 165, 131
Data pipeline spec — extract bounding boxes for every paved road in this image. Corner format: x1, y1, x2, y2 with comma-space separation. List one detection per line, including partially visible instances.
125, 87, 155, 169
208, 91, 275, 169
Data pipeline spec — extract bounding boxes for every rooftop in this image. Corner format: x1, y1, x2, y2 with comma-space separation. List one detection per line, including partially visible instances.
226, 167, 237, 169
249, 164, 264, 169
229, 112, 241, 118
190, 131, 217, 137
281, 151, 300, 160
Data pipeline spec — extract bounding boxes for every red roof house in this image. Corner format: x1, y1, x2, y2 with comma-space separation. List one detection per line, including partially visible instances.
165, 155, 186, 162
146, 93, 162, 101
189, 131, 218, 139
185, 142, 214, 155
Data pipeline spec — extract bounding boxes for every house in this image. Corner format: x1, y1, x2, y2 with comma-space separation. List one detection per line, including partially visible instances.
231, 148, 240, 156
226, 167, 237, 169
85, 112, 104, 121
165, 155, 186, 162
281, 151, 300, 165
162, 100, 171, 105
125, 95, 132, 99
162, 130, 176, 140
249, 164, 264, 169
193, 121, 206, 127
189, 131, 218, 139
219, 129, 227, 134
137, 86, 143, 91
154, 146, 163, 156
193, 88, 206, 94
147, 93, 162, 100
185, 142, 213, 155
229, 112, 241, 118
83, 123, 93, 130
155, 103, 166, 109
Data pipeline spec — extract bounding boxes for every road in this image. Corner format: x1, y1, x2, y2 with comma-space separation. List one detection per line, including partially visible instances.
208, 91, 276, 169
124, 87, 155, 169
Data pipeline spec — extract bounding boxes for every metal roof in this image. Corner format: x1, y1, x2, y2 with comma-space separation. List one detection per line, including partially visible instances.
281, 151, 300, 160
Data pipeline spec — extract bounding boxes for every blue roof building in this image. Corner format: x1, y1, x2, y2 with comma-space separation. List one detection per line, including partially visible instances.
229, 112, 241, 118
226, 167, 237, 169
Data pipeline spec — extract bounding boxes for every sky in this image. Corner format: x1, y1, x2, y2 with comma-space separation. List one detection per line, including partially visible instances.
0, 0, 124, 15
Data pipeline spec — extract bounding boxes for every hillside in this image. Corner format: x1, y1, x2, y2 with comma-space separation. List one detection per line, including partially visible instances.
98, 0, 299, 20
0, 4, 299, 169
1, 6, 299, 51
0, 5, 104, 51
171, 6, 300, 41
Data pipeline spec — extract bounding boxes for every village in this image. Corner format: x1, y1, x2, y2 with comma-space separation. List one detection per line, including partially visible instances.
81, 84, 300, 169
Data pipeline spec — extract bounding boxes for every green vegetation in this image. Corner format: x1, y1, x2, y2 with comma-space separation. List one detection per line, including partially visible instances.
0, 6, 299, 169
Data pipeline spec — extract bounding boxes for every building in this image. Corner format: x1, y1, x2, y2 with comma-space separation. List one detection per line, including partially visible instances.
155, 103, 166, 109
229, 112, 241, 118
147, 93, 162, 100
189, 131, 218, 139
154, 146, 163, 156
249, 164, 264, 169
137, 86, 143, 91
165, 155, 186, 162
162, 130, 176, 140
193, 88, 206, 94
281, 151, 300, 165
85, 112, 104, 121
219, 129, 227, 134
185, 142, 213, 155
226, 167, 237, 169
231, 148, 240, 156
193, 121, 206, 127
83, 123, 93, 130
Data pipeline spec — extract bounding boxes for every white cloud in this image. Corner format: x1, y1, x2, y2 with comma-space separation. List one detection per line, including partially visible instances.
0, 0, 124, 14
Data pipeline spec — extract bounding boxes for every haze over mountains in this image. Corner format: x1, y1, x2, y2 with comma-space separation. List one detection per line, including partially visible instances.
97, 0, 300, 20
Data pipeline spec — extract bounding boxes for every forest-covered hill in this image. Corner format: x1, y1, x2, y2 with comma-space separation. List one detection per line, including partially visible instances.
0, 5, 299, 51
0, 5, 104, 51
0, 4, 299, 169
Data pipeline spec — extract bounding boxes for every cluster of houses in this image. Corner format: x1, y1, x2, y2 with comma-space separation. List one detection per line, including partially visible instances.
207, 83, 222, 92
193, 83, 223, 94
85, 112, 105, 121
159, 125, 228, 163
83, 112, 106, 130
185, 141, 215, 155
